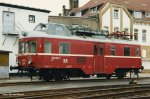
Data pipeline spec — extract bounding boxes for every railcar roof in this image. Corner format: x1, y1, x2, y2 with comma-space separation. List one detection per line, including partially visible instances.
21, 23, 140, 45
21, 32, 140, 45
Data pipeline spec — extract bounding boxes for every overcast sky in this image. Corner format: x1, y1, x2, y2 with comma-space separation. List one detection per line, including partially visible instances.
0, 0, 90, 15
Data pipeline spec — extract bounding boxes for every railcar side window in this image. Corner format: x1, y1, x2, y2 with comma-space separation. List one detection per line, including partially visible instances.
111, 46, 116, 56
25, 42, 29, 53
94, 45, 98, 55
30, 41, 36, 53
124, 47, 130, 56
136, 48, 140, 56
44, 41, 52, 53
19, 42, 25, 53
100, 46, 104, 55
23, 41, 36, 53
59, 43, 70, 54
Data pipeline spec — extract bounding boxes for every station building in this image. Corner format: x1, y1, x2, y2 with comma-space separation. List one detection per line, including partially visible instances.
0, 2, 50, 78
49, 0, 150, 71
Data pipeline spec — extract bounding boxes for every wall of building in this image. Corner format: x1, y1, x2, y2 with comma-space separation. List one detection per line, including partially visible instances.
49, 16, 98, 30
112, 7, 121, 31
133, 23, 150, 70
141, 46, 150, 69
133, 22, 150, 45
122, 9, 130, 32
102, 7, 111, 31
0, 6, 49, 75
102, 5, 131, 33
0, 66, 9, 78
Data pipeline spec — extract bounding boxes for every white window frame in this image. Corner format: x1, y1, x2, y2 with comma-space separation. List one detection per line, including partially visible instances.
114, 27, 119, 32
134, 29, 138, 41
142, 30, 146, 42
114, 9, 119, 19
90, 6, 97, 13
29, 15, 35, 23
133, 11, 142, 18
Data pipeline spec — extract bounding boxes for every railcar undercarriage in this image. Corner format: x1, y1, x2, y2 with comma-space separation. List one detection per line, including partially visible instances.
10, 66, 143, 81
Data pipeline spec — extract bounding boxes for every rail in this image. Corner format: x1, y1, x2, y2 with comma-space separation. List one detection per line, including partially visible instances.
0, 84, 150, 99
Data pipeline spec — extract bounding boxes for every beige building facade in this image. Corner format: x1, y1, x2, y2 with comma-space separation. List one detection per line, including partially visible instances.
49, 16, 98, 31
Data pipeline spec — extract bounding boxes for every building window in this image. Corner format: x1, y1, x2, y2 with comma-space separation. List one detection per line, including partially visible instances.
111, 46, 116, 56
103, 26, 109, 30
142, 49, 146, 58
124, 47, 130, 56
90, 6, 97, 13
103, 26, 109, 34
114, 9, 119, 19
29, 15, 35, 23
145, 12, 150, 18
136, 48, 140, 56
133, 11, 142, 18
114, 27, 119, 32
124, 28, 129, 33
44, 41, 52, 53
142, 30, 146, 42
134, 29, 138, 41
59, 43, 70, 54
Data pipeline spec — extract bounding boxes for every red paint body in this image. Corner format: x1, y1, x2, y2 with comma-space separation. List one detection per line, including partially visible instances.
17, 36, 142, 76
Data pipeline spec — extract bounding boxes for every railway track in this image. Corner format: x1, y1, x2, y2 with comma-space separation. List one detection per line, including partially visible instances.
0, 84, 150, 99
0, 81, 44, 87
0, 77, 149, 87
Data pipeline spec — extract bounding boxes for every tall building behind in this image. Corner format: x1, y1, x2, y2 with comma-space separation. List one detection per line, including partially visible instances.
62, 0, 79, 16
69, 0, 79, 9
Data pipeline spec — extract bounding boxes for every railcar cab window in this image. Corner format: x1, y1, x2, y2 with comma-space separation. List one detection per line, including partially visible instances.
59, 43, 70, 54
111, 46, 116, 56
19, 41, 37, 53
136, 48, 140, 56
124, 47, 130, 56
44, 41, 52, 53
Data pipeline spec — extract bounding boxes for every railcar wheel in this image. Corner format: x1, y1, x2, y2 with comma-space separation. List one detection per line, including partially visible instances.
116, 71, 124, 79
54, 72, 67, 81
105, 74, 112, 79
39, 70, 53, 82
115, 69, 127, 79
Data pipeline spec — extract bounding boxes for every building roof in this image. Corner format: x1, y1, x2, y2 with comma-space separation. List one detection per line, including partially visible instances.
0, 2, 51, 13
0, 50, 12, 53
70, 0, 150, 16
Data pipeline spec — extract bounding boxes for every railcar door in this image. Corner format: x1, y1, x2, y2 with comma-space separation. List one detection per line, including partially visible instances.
94, 44, 104, 73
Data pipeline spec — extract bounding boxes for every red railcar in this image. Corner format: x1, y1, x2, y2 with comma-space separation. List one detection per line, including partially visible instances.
12, 23, 143, 81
